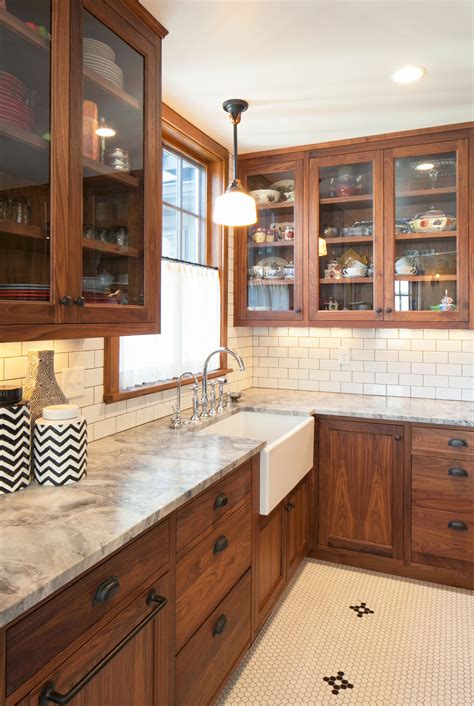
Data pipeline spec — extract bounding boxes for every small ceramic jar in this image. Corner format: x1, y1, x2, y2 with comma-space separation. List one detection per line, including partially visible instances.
33, 404, 87, 486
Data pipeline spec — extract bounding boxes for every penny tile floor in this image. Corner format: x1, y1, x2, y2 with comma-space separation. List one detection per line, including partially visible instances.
217, 559, 473, 706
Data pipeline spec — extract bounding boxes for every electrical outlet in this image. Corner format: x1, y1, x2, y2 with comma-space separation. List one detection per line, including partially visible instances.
62, 367, 85, 399
338, 348, 351, 366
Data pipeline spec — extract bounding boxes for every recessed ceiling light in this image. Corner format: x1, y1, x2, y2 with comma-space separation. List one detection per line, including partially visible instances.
415, 162, 435, 171
392, 66, 427, 84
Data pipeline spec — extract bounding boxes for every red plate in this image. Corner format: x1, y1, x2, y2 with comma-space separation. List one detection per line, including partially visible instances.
0, 72, 26, 90
0, 109, 33, 124
0, 88, 27, 102
0, 116, 33, 130
0, 97, 32, 114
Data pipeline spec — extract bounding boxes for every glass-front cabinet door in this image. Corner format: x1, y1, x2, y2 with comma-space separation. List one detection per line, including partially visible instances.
308, 151, 383, 321
383, 140, 468, 323
69, 0, 158, 325
0, 0, 63, 324
236, 159, 304, 323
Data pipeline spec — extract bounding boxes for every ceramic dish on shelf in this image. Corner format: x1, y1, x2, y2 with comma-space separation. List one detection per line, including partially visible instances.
270, 179, 294, 199
84, 37, 116, 62
256, 256, 289, 267
249, 189, 281, 205
409, 209, 456, 233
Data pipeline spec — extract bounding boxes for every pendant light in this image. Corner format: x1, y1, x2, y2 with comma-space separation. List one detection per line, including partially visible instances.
213, 99, 257, 227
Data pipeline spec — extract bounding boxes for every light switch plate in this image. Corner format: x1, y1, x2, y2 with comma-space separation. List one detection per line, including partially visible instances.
338, 348, 351, 366
62, 367, 85, 399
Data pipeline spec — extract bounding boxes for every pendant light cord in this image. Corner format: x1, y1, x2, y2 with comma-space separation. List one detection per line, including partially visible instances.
233, 121, 238, 181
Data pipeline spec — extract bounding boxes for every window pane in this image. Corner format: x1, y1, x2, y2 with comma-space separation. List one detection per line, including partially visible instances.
182, 213, 200, 264
163, 150, 178, 206
163, 205, 178, 258
182, 160, 200, 214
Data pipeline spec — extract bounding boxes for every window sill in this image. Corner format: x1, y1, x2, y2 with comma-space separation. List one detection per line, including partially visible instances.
103, 368, 233, 403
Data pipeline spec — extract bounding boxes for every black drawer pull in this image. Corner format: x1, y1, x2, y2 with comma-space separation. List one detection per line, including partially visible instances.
448, 438, 468, 448
448, 468, 469, 478
93, 576, 120, 604
285, 500, 295, 512
214, 492, 229, 510
213, 535, 229, 554
447, 520, 468, 531
39, 590, 167, 705
212, 614, 228, 637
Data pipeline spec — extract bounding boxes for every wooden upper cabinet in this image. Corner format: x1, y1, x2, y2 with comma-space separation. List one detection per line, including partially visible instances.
383, 139, 469, 323
308, 150, 384, 322
318, 418, 404, 560
235, 156, 305, 324
235, 126, 471, 328
0, 0, 165, 340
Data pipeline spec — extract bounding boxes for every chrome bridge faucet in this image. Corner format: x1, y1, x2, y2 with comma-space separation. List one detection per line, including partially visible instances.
169, 371, 199, 428
201, 347, 245, 418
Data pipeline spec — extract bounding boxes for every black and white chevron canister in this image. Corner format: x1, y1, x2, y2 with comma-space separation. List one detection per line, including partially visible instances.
0, 400, 31, 495
33, 415, 88, 486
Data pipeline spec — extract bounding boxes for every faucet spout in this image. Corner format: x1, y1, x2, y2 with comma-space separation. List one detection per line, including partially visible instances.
201, 347, 245, 417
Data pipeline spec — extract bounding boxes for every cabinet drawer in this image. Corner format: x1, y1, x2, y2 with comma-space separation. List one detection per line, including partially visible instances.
412, 507, 474, 564
26, 572, 170, 706
412, 426, 474, 460
6, 519, 169, 696
176, 462, 252, 553
412, 455, 474, 512
176, 498, 251, 651
176, 570, 251, 706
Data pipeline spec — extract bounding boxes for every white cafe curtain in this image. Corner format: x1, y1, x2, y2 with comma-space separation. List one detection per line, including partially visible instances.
120, 259, 221, 389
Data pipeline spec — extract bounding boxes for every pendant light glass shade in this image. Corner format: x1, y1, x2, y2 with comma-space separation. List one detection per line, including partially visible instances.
213, 99, 257, 227
213, 179, 257, 226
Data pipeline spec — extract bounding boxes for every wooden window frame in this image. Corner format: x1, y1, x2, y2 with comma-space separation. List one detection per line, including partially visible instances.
104, 104, 229, 403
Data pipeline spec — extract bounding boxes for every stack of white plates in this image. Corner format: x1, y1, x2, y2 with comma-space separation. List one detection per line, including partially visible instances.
83, 37, 124, 89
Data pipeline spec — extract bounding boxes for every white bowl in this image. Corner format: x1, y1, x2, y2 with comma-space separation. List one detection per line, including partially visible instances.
249, 189, 281, 205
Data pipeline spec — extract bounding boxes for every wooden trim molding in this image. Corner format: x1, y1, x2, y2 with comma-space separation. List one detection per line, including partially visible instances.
104, 106, 230, 403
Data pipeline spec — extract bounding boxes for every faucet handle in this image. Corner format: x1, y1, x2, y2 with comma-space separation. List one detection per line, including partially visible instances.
170, 406, 182, 429
217, 377, 227, 412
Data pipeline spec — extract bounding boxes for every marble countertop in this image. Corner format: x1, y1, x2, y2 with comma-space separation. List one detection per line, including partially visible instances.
239, 388, 474, 427
1, 387, 472, 628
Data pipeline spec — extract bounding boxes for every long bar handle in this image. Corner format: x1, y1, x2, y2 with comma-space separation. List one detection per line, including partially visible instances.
39, 590, 167, 705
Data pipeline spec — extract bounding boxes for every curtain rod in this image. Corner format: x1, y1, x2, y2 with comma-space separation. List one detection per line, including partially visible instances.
162, 256, 219, 271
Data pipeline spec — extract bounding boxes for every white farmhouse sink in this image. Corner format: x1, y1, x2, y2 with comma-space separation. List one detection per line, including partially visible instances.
198, 411, 314, 515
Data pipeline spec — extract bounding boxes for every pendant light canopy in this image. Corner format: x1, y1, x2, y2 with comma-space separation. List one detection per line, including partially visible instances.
212, 99, 257, 227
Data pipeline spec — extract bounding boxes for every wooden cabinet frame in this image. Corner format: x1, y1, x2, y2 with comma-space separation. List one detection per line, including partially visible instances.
235, 154, 305, 326
235, 123, 473, 328
308, 149, 384, 323
0, 0, 167, 341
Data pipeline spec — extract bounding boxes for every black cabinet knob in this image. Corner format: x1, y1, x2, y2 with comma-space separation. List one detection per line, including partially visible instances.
212, 614, 228, 637
447, 520, 468, 531
74, 296, 86, 307
448, 438, 467, 448
214, 493, 228, 510
213, 535, 229, 554
385, 307, 392, 313
93, 576, 120, 604
294, 307, 302, 313
285, 499, 295, 512
394, 435, 402, 441
448, 467, 468, 478
59, 295, 73, 307
375, 307, 382, 314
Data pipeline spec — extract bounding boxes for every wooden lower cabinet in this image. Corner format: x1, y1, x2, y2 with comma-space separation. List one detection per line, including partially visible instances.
176, 571, 251, 706
254, 473, 311, 633
23, 572, 170, 706
318, 418, 404, 559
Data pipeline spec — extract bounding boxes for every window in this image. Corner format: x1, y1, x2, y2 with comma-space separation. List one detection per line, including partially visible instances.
104, 106, 229, 403
162, 148, 206, 264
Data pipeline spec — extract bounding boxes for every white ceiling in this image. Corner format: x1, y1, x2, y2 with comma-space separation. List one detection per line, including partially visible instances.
141, 0, 474, 153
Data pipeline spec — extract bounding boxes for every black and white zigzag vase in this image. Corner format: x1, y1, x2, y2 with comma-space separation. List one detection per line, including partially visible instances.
0, 386, 31, 495
33, 405, 87, 486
